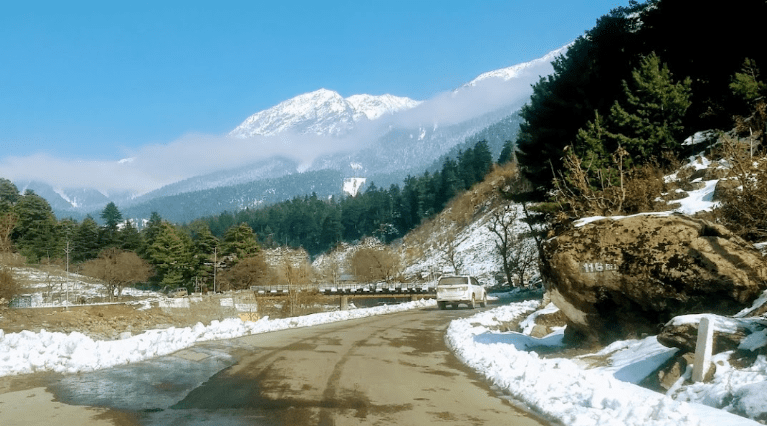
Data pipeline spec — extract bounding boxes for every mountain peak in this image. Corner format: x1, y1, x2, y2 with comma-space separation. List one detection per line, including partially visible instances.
346, 94, 422, 120
229, 90, 420, 138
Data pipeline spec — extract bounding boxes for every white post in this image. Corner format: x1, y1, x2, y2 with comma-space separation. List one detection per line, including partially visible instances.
692, 316, 714, 382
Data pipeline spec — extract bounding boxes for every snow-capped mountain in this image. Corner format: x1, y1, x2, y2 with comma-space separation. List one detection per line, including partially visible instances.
31, 46, 563, 222
229, 89, 421, 138
464, 45, 568, 87
345, 94, 421, 120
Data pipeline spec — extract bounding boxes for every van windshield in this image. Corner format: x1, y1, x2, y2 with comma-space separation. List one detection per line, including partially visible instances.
438, 277, 468, 285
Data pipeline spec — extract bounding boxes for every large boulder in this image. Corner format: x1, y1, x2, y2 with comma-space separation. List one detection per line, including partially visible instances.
541, 214, 767, 346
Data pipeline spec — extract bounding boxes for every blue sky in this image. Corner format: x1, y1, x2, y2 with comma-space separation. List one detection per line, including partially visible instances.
0, 0, 630, 163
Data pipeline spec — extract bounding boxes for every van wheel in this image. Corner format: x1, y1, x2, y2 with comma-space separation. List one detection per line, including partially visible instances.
479, 294, 487, 308
438, 301, 446, 310
469, 295, 476, 309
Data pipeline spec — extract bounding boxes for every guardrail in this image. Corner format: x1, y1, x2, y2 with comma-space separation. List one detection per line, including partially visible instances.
250, 283, 436, 296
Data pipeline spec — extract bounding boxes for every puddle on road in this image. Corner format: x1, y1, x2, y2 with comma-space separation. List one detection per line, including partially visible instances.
82, 341, 327, 426
47, 345, 244, 420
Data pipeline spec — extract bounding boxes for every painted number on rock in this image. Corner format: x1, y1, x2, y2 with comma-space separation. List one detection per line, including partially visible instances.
582, 262, 618, 273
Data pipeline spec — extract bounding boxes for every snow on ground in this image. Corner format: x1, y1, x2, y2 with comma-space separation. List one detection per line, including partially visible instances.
12, 267, 164, 307
3, 294, 763, 425
3, 153, 765, 424
402, 203, 536, 284
446, 302, 761, 426
439, 154, 765, 425
0, 298, 436, 377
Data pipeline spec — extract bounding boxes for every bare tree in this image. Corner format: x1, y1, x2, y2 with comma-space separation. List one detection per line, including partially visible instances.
277, 254, 315, 317
317, 257, 343, 285
39, 258, 64, 302
81, 248, 153, 301
221, 253, 270, 290
0, 212, 17, 255
488, 204, 537, 287
349, 246, 400, 283
438, 226, 461, 274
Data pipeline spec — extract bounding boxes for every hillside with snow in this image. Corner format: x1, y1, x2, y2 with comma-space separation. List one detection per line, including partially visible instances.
399, 152, 725, 286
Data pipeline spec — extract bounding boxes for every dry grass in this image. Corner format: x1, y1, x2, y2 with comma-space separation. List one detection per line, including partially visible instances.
553, 147, 670, 218
0, 252, 26, 268
404, 163, 520, 250
622, 164, 668, 214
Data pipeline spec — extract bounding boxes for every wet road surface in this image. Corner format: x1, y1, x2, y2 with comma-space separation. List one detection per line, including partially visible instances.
1, 305, 548, 426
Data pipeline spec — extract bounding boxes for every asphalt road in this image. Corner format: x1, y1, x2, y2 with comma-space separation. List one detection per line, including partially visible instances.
1, 305, 548, 426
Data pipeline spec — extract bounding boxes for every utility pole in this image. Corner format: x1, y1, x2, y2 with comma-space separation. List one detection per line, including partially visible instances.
213, 247, 217, 294
63, 240, 71, 306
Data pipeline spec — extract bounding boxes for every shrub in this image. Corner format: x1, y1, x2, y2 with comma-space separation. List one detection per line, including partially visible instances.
713, 135, 767, 242
553, 146, 669, 218
622, 163, 668, 214
0, 252, 25, 268
0, 267, 20, 304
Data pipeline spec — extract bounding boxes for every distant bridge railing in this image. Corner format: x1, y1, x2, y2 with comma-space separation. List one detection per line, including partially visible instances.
250, 282, 436, 296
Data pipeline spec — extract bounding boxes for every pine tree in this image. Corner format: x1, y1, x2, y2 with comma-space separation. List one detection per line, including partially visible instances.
145, 222, 193, 287
73, 215, 101, 262
607, 52, 691, 163
730, 58, 766, 102
515, 3, 646, 193
573, 111, 615, 179
100, 202, 123, 230
437, 157, 461, 209
637, 0, 767, 131
55, 218, 78, 262
12, 190, 60, 262
0, 179, 20, 212
117, 220, 143, 253
471, 140, 493, 183
730, 58, 767, 150
498, 140, 515, 164
140, 212, 164, 258
320, 210, 344, 249
189, 223, 219, 288
222, 223, 259, 262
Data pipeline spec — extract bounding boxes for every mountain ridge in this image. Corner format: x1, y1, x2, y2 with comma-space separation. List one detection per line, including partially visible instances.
21, 46, 563, 222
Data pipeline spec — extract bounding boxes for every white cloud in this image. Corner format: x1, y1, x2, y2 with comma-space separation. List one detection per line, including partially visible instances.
0, 132, 366, 194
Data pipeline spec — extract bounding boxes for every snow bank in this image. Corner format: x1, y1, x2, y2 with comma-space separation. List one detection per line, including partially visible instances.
670, 348, 767, 421
0, 298, 436, 377
446, 302, 760, 426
